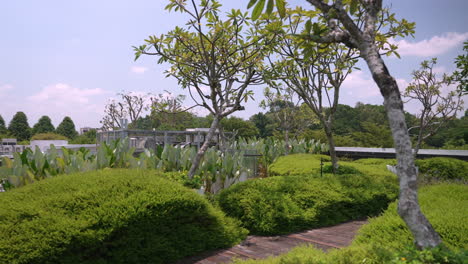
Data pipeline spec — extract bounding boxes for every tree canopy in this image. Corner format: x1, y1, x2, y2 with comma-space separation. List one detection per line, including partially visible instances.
404, 58, 464, 155
56, 116, 78, 139
134, 0, 281, 179
0, 115, 7, 135
32, 116, 55, 135
8, 112, 31, 141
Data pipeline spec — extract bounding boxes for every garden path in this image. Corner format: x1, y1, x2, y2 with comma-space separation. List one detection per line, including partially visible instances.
176, 219, 367, 264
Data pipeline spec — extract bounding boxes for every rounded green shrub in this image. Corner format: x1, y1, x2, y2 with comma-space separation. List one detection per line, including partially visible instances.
0, 169, 247, 264
415, 157, 468, 181
217, 174, 397, 235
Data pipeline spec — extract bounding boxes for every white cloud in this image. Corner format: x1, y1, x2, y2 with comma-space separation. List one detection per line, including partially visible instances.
28, 83, 105, 104
131, 66, 149, 74
340, 71, 414, 108
432, 66, 448, 75
191, 106, 210, 117
0, 84, 13, 97
24, 83, 109, 129
389, 32, 468, 57
342, 71, 380, 99
188, 85, 210, 96
396, 78, 410, 93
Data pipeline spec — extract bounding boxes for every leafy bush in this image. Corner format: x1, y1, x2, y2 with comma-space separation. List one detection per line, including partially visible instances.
217, 173, 397, 235
392, 245, 467, 264
234, 184, 468, 264
415, 157, 468, 181
161, 170, 202, 189
0, 169, 247, 264
30, 133, 68, 140
322, 164, 362, 175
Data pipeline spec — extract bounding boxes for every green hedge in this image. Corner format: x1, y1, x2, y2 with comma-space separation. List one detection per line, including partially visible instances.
267, 154, 398, 196
415, 157, 468, 181
0, 169, 247, 264
234, 184, 468, 264
268, 154, 331, 175
269, 154, 397, 178
217, 172, 398, 235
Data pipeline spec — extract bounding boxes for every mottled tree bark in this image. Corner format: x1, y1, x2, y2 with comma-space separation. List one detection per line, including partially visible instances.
413, 113, 426, 157
302, 0, 442, 248
187, 116, 220, 179
361, 45, 441, 248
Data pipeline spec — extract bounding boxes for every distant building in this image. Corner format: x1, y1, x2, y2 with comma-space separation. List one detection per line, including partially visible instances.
80, 127, 96, 134
96, 128, 227, 151
0, 138, 97, 157
0, 138, 27, 156
30, 140, 69, 152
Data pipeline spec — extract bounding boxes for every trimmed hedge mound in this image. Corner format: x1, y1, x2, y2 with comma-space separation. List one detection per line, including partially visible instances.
217, 173, 398, 235
269, 154, 397, 179
355, 183, 468, 251
0, 169, 247, 264
268, 154, 331, 175
234, 184, 468, 264
416, 157, 468, 181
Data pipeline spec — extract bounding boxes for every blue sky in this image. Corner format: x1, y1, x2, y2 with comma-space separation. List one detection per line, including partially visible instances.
1, 0, 467, 129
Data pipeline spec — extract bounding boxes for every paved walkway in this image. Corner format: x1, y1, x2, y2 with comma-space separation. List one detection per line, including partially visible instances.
176, 220, 367, 264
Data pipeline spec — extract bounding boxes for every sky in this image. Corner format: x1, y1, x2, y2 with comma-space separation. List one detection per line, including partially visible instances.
1, 0, 467, 130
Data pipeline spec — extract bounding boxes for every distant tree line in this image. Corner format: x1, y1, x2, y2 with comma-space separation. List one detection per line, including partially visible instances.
117, 99, 466, 150
2, 101, 465, 149
0, 112, 95, 144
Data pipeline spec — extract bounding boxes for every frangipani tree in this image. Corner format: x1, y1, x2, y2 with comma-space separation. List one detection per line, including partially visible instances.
134, 0, 280, 179
247, 0, 443, 249
101, 91, 149, 130
263, 8, 358, 171
261, 86, 312, 155
449, 41, 468, 95
405, 58, 464, 156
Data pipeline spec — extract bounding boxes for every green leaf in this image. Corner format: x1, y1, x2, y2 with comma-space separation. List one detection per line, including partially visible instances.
312, 22, 320, 35
305, 20, 312, 34
266, 0, 274, 14
350, 0, 358, 15
276, 0, 286, 18
252, 0, 265, 20
247, 0, 258, 9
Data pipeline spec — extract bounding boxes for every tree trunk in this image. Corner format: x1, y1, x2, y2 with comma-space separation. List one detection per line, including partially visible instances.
361, 45, 441, 248
413, 127, 424, 157
284, 130, 290, 155
413, 113, 427, 157
218, 124, 226, 152
323, 123, 339, 173
187, 116, 220, 179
